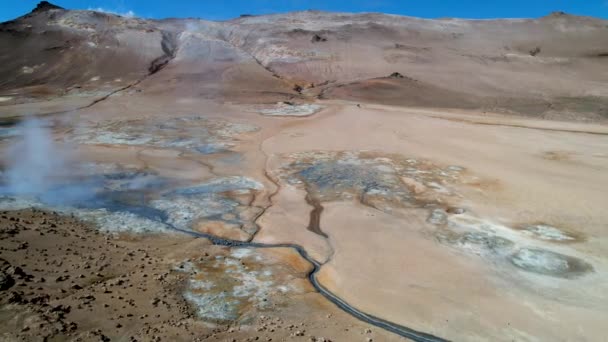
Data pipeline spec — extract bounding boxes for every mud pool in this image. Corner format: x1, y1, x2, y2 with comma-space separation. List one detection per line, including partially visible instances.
255, 103, 323, 117
279, 151, 463, 210
0, 163, 264, 239
176, 247, 310, 322
0, 147, 596, 286
436, 214, 594, 279
277, 151, 595, 280
68, 116, 258, 154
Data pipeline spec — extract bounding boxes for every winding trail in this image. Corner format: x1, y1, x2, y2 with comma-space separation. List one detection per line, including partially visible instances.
164, 222, 449, 342
428, 115, 608, 136
207, 113, 450, 340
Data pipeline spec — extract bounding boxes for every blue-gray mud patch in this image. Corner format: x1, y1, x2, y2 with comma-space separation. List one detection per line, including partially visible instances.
0, 163, 263, 239
68, 116, 258, 155
278, 151, 593, 279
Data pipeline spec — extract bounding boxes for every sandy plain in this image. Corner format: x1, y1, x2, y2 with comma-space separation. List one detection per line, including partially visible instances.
2, 92, 606, 340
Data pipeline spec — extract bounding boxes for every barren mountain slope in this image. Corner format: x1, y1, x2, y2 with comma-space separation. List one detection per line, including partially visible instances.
223, 11, 608, 118
0, 4, 298, 106
1, 4, 607, 119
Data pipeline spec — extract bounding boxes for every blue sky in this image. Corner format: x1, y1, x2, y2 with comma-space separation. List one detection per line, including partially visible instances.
2, 0, 607, 22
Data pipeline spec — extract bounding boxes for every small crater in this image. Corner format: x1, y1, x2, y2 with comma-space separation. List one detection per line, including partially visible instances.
458, 232, 514, 254
68, 116, 258, 153
529, 46, 541, 57
255, 102, 323, 117
510, 248, 593, 278
153, 177, 263, 239
519, 224, 581, 243
447, 207, 466, 214
177, 248, 307, 323
311, 34, 327, 43
194, 143, 228, 155
437, 229, 515, 257
427, 209, 447, 225
541, 150, 576, 161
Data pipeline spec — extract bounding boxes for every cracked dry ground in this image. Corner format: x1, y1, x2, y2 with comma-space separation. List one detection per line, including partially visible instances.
0, 96, 608, 342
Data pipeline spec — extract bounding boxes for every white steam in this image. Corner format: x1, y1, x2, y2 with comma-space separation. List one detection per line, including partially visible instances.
5, 119, 65, 195
2, 118, 92, 205
88, 7, 136, 18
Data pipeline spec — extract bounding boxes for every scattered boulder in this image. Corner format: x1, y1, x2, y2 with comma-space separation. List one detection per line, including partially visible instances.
7, 291, 25, 304
55, 275, 69, 282
447, 207, 466, 215
6, 266, 28, 279
311, 34, 327, 43
50, 304, 71, 315
389, 72, 404, 79
0, 271, 15, 290
529, 46, 541, 57
548, 11, 567, 17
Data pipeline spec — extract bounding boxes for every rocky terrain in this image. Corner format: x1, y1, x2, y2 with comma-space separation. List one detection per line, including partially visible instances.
0, 2, 607, 341
0, 209, 399, 341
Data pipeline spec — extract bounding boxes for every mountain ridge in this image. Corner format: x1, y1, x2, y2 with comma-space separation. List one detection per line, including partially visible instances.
1, 1, 607, 121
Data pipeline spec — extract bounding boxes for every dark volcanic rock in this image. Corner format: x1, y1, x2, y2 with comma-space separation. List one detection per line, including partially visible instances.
6, 266, 27, 279
32, 1, 64, 13
311, 34, 327, 43
0, 271, 15, 290
7, 291, 25, 304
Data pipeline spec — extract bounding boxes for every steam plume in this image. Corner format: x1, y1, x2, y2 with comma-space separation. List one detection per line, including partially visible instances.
2, 118, 93, 206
